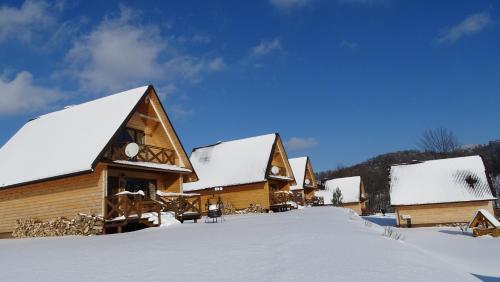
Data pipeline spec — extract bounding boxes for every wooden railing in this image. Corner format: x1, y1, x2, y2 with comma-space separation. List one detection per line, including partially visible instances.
104, 194, 163, 226
291, 191, 304, 206
108, 143, 176, 165
157, 194, 202, 220
270, 191, 292, 206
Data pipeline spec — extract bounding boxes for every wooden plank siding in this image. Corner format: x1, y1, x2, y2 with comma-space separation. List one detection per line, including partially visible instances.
395, 200, 495, 227
0, 164, 107, 234
196, 182, 270, 213
343, 202, 363, 215
304, 188, 315, 201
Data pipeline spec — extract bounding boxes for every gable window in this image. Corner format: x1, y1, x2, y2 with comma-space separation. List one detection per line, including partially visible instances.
117, 128, 145, 145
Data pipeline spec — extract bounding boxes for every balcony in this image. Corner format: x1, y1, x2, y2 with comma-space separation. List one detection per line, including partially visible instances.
268, 166, 292, 181
108, 143, 176, 165
269, 191, 294, 212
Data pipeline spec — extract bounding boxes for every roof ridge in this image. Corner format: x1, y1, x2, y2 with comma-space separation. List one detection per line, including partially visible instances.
31, 85, 150, 121
191, 133, 277, 152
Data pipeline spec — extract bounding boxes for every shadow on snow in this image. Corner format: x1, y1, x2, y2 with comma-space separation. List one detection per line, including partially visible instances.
362, 216, 396, 227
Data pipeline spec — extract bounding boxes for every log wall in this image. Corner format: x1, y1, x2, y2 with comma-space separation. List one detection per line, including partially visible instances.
395, 200, 495, 227
0, 164, 106, 235
196, 182, 270, 213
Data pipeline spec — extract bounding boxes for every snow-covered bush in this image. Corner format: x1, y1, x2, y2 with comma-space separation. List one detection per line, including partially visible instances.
348, 209, 358, 220
383, 226, 404, 241
454, 223, 469, 234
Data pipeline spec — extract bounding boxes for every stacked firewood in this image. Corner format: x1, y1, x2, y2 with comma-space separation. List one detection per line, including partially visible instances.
222, 202, 236, 215
246, 203, 264, 213
12, 214, 104, 238
231, 203, 264, 215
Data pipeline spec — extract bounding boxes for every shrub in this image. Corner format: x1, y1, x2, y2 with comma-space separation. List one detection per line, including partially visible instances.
383, 226, 405, 241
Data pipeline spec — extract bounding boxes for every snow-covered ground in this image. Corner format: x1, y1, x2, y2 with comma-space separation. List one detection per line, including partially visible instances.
364, 213, 500, 281
0, 208, 492, 281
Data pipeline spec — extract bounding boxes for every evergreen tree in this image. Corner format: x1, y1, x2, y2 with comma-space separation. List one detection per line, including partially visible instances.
331, 187, 343, 206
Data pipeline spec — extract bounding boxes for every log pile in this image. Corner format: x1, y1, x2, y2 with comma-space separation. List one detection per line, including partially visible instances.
12, 214, 104, 238
232, 203, 264, 215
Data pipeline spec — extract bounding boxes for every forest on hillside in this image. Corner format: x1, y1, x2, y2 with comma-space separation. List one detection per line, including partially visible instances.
317, 129, 500, 212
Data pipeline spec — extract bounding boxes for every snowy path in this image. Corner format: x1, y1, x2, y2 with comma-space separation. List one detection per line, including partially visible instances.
0, 208, 479, 281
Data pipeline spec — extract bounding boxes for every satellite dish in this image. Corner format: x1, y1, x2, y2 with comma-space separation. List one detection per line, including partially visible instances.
125, 143, 140, 158
305, 179, 311, 185
271, 166, 280, 175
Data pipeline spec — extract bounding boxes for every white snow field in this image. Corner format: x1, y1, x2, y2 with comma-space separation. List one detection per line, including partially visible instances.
0, 208, 489, 282
364, 213, 500, 281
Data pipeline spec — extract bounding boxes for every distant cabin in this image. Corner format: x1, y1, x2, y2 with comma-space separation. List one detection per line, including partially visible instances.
184, 133, 296, 212
289, 157, 318, 205
0, 85, 198, 237
316, 176, 367, 214
389, 156, 497, 227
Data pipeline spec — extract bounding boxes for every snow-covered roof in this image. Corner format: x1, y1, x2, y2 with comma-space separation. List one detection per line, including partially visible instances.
390, 156, 496, 206
320, 176, 362, 204
0, 86, 150, 188
289, 157, 308, 191
471, 209, 500, 228
184, 134, 278, 191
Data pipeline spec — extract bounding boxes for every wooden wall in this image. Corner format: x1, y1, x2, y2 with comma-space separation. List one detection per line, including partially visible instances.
0, 164, 106, 235
304, 188, 315, 201
343, 202, 363, 215
196, 182, 270, 212
395, 200, 495, 227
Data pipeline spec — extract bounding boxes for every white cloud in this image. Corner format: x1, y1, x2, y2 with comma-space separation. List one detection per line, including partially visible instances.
270, 0, 311, 10
167, 104, 194, 120
0, 71, 60, 115
252, 38, 282, 56
65, 6, 225, 93
285, 137, 318, 151
0, 0, 56, 43
339, 39, 358, 50
435, 11, 493, 45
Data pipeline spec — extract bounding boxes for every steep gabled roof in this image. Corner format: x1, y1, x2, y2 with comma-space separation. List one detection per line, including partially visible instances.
289, 157, 316, 191
184, 133, 292, 191
390, 156, 496, 206
317, 176, 362, 204
469, 209, 500, 228
0, 85, 196, 188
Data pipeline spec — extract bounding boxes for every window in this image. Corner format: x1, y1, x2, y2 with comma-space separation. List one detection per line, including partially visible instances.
117, 128, 145, 145
125, 178, 157, 200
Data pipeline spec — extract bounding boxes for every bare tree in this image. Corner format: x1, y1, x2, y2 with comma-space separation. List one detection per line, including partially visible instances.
417, 128, 459, 153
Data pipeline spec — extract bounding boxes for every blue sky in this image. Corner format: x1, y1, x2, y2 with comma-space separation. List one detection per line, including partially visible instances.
0, 0, 499, 171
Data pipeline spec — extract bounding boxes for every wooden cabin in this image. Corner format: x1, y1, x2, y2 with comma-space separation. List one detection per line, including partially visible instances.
469, 209, 500, 237
316, 176, 367, 214
0, 85, 199, 237
390, 156, 497, 227
289, 157, 318, 206
183, 134, 296, 213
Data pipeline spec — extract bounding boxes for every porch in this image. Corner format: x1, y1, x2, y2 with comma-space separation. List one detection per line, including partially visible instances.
103, 166, 201, 233
269, 191, 294, 212
268, 178, 295, 212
